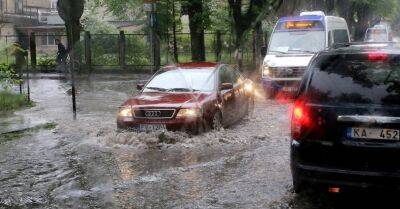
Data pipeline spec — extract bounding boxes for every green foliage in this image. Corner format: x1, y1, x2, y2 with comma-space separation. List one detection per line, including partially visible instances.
37, 55, 57, 69
208, 1, 230, 32
0, 91, 32, 112
0, 39, 12, 64
0, 63, 21, 90
126, 35, 151, 65
81, 0, 118, 34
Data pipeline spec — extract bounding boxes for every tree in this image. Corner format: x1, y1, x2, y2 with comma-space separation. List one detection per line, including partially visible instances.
81, 1, 118, 34
227, 0, 283, 68
57, 0, 84, 48
184, 0, 209, 61
95, 0, 211, 62
335, 0, 398, 40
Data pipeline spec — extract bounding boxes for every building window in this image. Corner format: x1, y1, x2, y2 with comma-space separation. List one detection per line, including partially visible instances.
41, 33, 58, 46
51, 0, 58, 10
15, 0, 24, 13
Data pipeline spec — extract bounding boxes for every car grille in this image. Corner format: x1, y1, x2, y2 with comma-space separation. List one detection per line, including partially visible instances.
269, 67, 306, 78
134, 109, 176, 119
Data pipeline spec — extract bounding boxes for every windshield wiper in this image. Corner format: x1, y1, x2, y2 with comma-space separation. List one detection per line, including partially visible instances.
145, 87, 167, 92
167, 88, 200, 92
287, 49, 315, 54
269, 50, 288, 54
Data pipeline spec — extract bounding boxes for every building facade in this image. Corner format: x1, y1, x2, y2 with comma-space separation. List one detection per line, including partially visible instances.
0, 0, 65, 54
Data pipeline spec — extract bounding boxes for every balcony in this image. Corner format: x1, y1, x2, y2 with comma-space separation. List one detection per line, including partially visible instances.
0, 6, 63, 26
38, 9, 63, 25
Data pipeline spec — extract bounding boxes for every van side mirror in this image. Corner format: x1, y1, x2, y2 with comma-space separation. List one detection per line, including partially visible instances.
220, 83, 233, 91
137, 84, 144, 90
261, 46, 268, 57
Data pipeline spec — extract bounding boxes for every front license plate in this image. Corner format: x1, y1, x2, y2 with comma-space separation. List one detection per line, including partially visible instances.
348, 128, 400, 140
282, 86, 298, 92
135, 124, 166, 132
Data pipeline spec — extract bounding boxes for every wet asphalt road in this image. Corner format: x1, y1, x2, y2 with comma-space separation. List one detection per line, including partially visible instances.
1, 74, 400, 209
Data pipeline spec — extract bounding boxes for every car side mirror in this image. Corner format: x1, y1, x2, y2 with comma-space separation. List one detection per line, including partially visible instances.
261, 46, 267, 57
137, 84, 144, 90
220, 83, 233, 91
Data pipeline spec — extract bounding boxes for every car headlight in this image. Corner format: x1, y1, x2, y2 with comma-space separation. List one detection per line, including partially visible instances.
118, 106, 134, 117
244, 82, 254, 93
263, 66, 271, 77
176, 108, 201, 118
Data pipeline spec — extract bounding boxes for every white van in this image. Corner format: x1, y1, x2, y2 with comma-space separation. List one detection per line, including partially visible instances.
261, 11, 350, 98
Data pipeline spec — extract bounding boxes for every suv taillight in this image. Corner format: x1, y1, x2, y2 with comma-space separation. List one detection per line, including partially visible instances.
291, 101, 311, 140
291, 100, 325, 141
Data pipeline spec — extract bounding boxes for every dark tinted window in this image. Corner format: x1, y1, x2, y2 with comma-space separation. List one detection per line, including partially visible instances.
333, 30, 349, 43
307, 53, 400, 105
219, 66, 236, 84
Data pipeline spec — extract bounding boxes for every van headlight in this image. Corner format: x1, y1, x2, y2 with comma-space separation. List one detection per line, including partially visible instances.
263, 66, 271, 77
176, 108, 201, 118
118, 106, 134, 117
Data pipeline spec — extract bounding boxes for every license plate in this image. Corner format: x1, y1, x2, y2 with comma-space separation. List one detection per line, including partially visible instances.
135, 124, 166, 132
282, 86, 298, 92
348, 128, 400, 140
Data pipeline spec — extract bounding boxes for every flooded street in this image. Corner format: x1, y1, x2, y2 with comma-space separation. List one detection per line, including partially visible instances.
1, 74, 399, 209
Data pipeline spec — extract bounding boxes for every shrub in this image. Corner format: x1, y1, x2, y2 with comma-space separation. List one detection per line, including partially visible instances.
37, 55, 57, 71
0, 91, 32, 112
0, 63, 21, 90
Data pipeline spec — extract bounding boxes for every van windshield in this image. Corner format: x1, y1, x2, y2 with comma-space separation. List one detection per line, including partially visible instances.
269, 31, 326, 54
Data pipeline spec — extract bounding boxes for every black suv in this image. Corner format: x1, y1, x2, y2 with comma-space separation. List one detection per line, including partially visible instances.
291, 43, 400, 192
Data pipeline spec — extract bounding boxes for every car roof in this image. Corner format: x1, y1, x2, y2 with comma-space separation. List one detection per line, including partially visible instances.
324, 42, 400, 55
163, 62, 219, 70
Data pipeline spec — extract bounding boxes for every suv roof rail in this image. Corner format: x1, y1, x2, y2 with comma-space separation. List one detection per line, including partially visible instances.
331, 42, 398, 49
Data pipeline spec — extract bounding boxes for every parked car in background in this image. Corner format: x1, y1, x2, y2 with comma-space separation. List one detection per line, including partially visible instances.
291, 43, 400, 193
261, 11, 350, 99
117, 62, 254, 134
364, 24, 392, 42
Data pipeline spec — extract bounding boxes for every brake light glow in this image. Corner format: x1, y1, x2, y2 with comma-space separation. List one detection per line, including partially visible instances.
292, 103, 311, 127
368, 52, 388, 62
291, 99, 320, 140
294, 107, 304, 120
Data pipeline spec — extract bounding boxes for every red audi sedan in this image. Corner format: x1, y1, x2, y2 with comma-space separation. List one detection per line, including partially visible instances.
117, 62, 254, 133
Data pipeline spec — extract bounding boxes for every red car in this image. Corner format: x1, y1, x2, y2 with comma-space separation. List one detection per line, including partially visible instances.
117, 62, 254, 133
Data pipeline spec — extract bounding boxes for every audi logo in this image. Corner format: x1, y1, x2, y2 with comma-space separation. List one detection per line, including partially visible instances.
145, 111, 162, 117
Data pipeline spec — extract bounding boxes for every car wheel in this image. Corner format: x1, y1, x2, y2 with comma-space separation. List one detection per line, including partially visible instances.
212, 112, 223, 131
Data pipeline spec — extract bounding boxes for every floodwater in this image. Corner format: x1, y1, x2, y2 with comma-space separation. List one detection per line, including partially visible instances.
1, 74, 399, 209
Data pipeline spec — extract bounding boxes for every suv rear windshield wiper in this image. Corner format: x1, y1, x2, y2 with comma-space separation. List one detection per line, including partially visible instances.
145, 87, 167, 92
167, 88, 201, 92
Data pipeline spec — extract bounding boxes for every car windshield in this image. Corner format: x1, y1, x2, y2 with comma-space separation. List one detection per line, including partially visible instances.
269, 31, 325, 53
144, 68, 216, 93
308, 53, 400, 105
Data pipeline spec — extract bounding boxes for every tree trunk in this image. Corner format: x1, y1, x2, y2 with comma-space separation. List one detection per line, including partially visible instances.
253, 22, 262, 73
187, 0, 205, 62
235, 29, 243, 70
354, 6, 371, 41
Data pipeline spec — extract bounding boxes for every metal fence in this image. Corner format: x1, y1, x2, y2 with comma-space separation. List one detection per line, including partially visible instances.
0, 31, 262, 72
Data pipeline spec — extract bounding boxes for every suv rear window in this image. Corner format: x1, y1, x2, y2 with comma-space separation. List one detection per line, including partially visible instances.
307, 53, 400, 105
